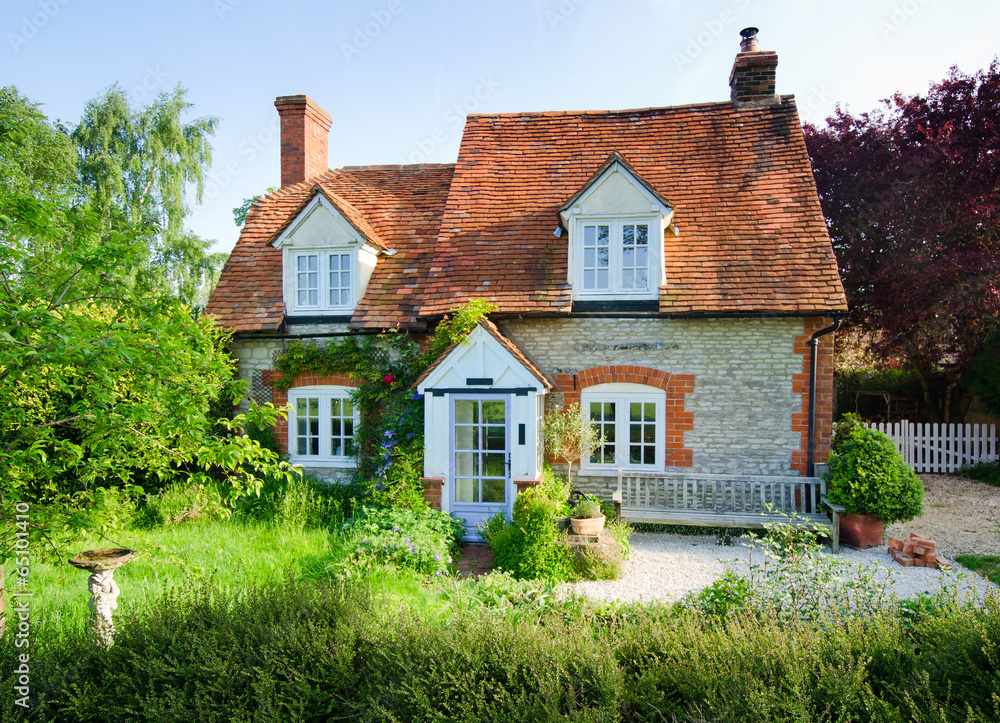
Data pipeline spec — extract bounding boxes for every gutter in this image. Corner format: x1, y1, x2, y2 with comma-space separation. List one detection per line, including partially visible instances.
807, 313, 845, 477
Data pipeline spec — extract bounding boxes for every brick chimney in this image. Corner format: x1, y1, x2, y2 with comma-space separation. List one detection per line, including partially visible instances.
274, 95, 332, 187
728, 28, 779, 106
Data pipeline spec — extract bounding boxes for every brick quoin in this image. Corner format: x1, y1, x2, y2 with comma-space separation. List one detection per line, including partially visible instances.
421, 478, 445, 511
553, 365, 694, 468
791, 317, 836, 475
262, 370, 359, 455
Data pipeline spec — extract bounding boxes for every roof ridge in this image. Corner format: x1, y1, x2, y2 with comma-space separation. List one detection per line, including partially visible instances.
465, 95, 797, 120
340, 163, 456, 171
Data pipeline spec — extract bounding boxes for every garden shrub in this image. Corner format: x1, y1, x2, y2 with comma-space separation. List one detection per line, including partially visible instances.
133, 479, 229, 528
338, 505, 464, 576
6, 577, 1000, 722
234, 471, 365, 529
826, 423, 924, 523
959, 459, 1000, 487
488, 487, 575, 581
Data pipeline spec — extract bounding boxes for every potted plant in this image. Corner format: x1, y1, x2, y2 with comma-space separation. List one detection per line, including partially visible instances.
824, 415, 924, 548
542, 403, 603, 489
570, 498, 605, 536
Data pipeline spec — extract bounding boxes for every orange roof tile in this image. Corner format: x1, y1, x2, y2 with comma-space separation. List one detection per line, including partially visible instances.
419, 97, 846, 316
205, 164, 454, 331
207, 95, 846, 333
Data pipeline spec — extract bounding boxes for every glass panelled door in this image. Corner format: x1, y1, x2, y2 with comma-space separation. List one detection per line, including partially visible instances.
451, 396, 510, 539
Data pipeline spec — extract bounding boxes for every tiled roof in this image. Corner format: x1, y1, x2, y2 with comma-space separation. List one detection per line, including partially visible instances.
419, 97, 846, 316
205, 164, 454, 331
208, 95, 846, 333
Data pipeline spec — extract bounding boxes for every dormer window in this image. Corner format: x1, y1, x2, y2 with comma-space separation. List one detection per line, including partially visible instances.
292, 250, 353, 311
272, 190, 383, 318
580, 219, 654, 294
560, 153, 673, 304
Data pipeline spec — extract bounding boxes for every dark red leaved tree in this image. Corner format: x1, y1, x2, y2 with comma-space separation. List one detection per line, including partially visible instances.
805, 61, 1000, 422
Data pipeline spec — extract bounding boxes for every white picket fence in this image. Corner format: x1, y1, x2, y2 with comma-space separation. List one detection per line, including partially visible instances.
865, 421, 998, 473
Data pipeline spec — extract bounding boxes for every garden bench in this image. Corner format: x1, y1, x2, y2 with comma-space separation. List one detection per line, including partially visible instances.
611, 469, 844, 552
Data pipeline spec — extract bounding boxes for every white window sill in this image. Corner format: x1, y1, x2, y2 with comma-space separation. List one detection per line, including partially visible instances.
578, 465, 665, 477
289, 457, 357, 468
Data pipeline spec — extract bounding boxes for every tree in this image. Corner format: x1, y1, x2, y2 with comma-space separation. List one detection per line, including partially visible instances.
233, 187, 277, 227
0, 98, 296, 558
542, 404, 603, 488
805, 62, 1000, 422
72, 83, 227, 310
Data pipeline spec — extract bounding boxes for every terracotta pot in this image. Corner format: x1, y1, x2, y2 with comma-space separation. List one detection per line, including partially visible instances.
839, 512, 885, 549
570, 514, 605, 536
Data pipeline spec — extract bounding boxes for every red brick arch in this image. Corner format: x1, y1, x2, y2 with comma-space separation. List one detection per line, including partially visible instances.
261, 370, 359, 455
555, 365, 694, 468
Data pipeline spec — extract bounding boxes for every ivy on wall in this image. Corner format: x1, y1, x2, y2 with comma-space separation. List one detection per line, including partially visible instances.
272, 300, 497, 502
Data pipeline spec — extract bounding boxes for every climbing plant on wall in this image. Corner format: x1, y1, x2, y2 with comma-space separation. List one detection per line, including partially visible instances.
272, 300, 497, 504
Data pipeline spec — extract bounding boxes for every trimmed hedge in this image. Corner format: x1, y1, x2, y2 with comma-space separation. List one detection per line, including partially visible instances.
3, 580, 999, 722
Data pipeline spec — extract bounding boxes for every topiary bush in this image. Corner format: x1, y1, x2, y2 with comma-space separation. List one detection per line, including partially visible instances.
826, 424, 924, 524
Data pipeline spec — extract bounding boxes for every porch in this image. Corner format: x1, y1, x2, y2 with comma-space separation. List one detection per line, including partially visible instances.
611, 468, 844, 552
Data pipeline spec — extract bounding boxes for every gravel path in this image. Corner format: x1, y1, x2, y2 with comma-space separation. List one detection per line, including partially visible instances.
562, 474, 1000, 604
886, 474, 1000, 556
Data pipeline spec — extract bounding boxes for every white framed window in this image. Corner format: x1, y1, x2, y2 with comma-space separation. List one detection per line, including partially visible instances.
580, 385, 664, 472
290, 249, 353, 313
575, 217, 657, 298
287, 387, 358, 466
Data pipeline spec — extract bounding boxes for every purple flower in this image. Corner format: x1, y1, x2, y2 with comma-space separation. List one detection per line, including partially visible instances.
434, 555, 441, 562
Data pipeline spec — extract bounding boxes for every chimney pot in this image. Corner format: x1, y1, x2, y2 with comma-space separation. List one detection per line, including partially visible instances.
729, 29, 778, 107
274, 95, 332, 187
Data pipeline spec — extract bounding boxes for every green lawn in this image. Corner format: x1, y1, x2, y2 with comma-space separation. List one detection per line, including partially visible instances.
955, 554, 1000, 586
14, 519, 338, 638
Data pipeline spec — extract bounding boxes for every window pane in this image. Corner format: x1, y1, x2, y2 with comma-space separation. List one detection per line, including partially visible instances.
584, 269, 595, 289
456, 426, 478, 450
597, 269, 609, 288
456, 477, 478, 503
584, 225, 596, 245
456, 452, 478, 477
637, 247, 648, 266
598, 225, 609, 245
455, 400, 478, 424
330, 394, 355, 459
483, 453, 505, 478
636, 225, 648, 245
645, 403, 656, 421
636, 269, 648, 289
308, 256, 318, 271
622, 270, 634, 289
584, 248, 595, 267
296, 396, 320, 457
630, 446, 642, 464
482, 478, 506, 503
308, 289, 317, 306
644, 446, 656, 465
482, 401, 505, 424
597, 247, 609, 267
485, 425, 505, 450
589, 401, 616, 464
623, 225, 634, 246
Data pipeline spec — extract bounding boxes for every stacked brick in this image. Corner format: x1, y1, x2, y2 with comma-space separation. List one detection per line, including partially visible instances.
887, 533, 952, 570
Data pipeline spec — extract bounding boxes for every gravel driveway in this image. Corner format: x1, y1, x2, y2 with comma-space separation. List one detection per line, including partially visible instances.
562, 474, 1000, 604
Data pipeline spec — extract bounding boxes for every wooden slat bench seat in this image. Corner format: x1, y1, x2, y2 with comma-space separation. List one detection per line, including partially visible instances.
611, 468, 845, 553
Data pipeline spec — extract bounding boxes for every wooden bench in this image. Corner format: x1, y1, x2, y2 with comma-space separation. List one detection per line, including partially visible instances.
611, 469, 844, 552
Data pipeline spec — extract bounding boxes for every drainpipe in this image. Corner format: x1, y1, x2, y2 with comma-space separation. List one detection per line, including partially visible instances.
807, 314, 844, 477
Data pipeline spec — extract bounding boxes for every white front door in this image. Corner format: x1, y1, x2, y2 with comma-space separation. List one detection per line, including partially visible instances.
450, 395, 510, 539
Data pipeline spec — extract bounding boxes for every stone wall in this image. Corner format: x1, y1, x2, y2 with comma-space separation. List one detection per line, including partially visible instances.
497, 316, 832, 493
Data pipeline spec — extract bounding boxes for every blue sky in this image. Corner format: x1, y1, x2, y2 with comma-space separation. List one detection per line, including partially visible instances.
6, 0, 999, 253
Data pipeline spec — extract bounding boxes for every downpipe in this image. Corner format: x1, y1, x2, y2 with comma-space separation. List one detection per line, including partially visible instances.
807, 314, 844, 477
